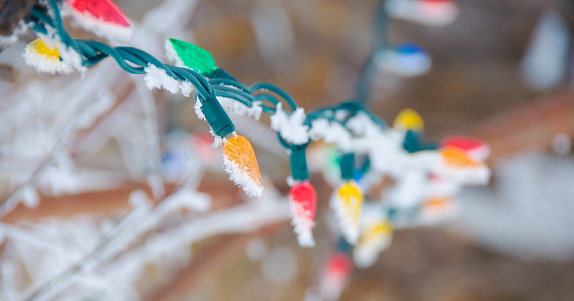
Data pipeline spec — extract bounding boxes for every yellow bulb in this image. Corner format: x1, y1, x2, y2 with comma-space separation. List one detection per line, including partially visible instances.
332, 180, 364, 244
393, 108, 424, 132
26, 38, 61, 61
360, 219, 392, 245
353, 215, 392, 267
223, 135, 263, 198
337, 181, 363, 222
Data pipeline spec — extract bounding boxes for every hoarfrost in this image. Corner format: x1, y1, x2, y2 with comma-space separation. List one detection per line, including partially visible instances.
164, 39, 185, 68
270, 103, 309, 144
194, 96, 263, 121
346, 112, 383, 137
308, 119, 352, 151
223, 154, 264, 198
143, 63, 180, 94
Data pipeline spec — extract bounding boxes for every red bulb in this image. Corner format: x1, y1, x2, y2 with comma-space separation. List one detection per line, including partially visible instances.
290, 181, 317, 223
320, 251, 352, 300
68, 0, 130, 27
289, 180, 317, 247
421, 0, 452, 3
326, 251, 352, 275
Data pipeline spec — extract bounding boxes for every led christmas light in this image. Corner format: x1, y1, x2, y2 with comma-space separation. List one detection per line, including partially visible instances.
393, 108, 424, 133
165, 38, 218, 75
223, 134, 263, 198
441, 135, 490, 161
67, 0, 132, 41
23, 38, 73, 74
441, 146, 481, 169
386, 0, 458, 27
424, 197, 450, 210
418, 197, 459, 225
394, 43, 432, 76
375, 43, 432, 77
438, 146, 490, 184
418, 0, 458, 26
330, 180, 364, 244
354, 217, 393, 268
320, 251, 352, 301
289, 180, 317, 247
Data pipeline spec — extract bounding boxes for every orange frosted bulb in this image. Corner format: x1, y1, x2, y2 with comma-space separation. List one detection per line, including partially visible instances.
223, 134, 263, 198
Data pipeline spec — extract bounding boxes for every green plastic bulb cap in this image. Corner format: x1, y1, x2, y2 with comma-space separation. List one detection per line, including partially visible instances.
290, 146, 309, 181
340, 153, 355, 181
200, 95, 235, 138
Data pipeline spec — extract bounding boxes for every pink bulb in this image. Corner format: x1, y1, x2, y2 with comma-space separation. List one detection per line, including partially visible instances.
289, 180, 317, 228
68, 0, 130, 27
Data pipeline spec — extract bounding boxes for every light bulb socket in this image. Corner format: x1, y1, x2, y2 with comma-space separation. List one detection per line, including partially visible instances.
403, 129, 438, 153
200, 95, 235, 138
340, 153, 355, 181
360, 156, 371, 175
290, 146, 309, 181
336, 237, 353, 253
277, 134, 311, 182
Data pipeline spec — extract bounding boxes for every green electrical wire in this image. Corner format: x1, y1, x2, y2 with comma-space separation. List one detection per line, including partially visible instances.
27, 0, 399, 173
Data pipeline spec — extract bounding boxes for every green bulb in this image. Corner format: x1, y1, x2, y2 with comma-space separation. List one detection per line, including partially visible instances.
166, 38, 218, 75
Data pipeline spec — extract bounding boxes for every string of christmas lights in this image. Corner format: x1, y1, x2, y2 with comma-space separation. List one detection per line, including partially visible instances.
11, 0, 491, 298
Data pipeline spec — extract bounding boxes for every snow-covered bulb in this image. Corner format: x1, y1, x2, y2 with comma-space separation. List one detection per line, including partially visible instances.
289, 180, 317, 247
375, 43, 432, 77
428, 147, 491, 184
165, 38, 218, 75
441, 135, 490, 162
320, 251, 353, 301
223, 134, 263, 198
66, 0, 132, 42
385, 0, 459, 26
354, 206, 393, 268
417, 197, 459, 225
330, 180, 364, 244
23, 38, 73, 74
393, 108, 424, 133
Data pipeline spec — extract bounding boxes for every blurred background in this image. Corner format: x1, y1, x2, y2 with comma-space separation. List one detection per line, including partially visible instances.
1, 0, 574, 300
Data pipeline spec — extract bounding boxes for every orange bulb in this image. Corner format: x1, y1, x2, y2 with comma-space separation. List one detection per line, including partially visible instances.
441, 135, 490, 161
440, 146, 481, 169
425, 198, 449, 210
223, 135, 263, 198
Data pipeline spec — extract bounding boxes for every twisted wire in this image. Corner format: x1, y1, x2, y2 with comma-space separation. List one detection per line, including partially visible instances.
30, 0, 391, 148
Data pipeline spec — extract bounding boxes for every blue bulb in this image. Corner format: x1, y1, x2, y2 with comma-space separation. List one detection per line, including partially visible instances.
395, 43, 425, 55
